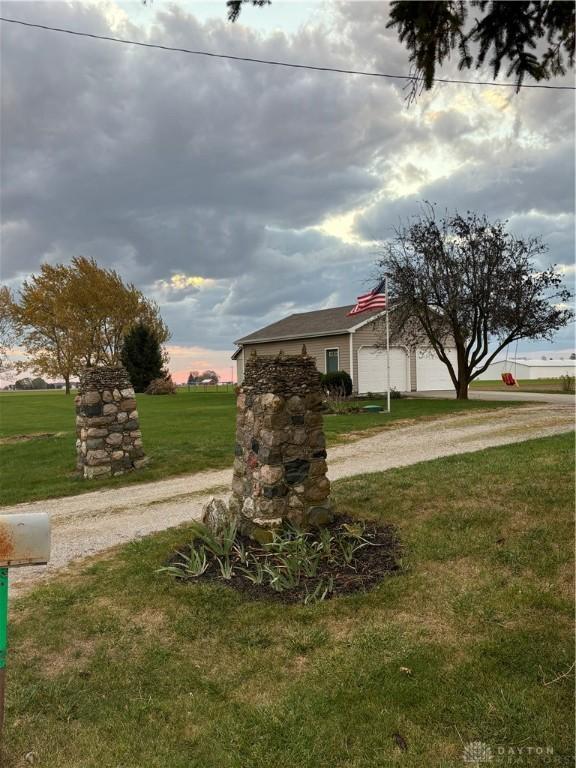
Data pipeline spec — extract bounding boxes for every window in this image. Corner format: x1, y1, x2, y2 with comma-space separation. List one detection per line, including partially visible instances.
325, 348, 339, 373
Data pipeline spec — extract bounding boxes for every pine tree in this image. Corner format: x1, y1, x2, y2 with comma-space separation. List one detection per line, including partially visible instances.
121, 323, 165, 393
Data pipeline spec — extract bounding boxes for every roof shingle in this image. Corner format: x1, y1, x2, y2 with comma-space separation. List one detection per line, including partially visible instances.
234, 304, 386, 345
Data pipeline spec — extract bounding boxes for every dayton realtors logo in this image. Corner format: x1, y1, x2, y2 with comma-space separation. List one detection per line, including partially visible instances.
462, 741, 557, 764
463, 742, 493, 763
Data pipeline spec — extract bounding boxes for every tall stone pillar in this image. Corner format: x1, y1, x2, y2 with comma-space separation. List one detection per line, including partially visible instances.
75, 366, 148, 479
231, 350, 331, 530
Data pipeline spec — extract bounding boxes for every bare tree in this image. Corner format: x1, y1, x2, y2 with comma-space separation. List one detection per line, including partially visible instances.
378, 206, 573, 399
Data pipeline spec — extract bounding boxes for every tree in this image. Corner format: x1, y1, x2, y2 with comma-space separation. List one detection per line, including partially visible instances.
14, 377, 34, 390
378, 206, 573, 399
10, 257, 170, 394
570, 353, 576, 360
61, 257, 170, 367
9, 263, 83, 395
0, 285, 18, 373
14, 377, 46, 390
387, 1, 575, 95
228, 1, 574, 94
227, 0, 270, 22
187, 370, 201, 386
201, 370, 219, 384
121, 322, 166, 393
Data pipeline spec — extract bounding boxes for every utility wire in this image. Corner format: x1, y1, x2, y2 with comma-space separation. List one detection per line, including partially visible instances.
1, 15, 575, 91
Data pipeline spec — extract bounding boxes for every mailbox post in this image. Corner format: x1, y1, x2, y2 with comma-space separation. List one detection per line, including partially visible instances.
0, 513, 51, 740
0, 567, 6, 731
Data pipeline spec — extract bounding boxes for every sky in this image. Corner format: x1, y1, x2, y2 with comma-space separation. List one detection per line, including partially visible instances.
1, 0, 574, 383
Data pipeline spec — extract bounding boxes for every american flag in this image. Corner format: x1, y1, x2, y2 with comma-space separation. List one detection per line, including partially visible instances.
347, 278, 387, 316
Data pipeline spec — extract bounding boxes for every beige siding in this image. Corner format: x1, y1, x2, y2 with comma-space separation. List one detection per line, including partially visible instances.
241, 334, 351, 376
235, 349, 245, 384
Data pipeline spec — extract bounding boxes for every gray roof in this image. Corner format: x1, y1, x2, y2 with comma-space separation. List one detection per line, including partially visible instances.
500, 358, 576, 367
234, 304, 386, 345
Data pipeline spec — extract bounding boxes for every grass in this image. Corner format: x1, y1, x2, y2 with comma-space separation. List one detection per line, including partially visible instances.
470, 377, 574, 394
4, 433, 574, 767
0, 390, 522, 506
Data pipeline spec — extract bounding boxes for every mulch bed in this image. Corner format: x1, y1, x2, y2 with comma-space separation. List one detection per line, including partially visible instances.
167, 515, 402, 604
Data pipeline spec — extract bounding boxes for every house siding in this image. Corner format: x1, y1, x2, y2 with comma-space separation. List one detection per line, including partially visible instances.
236, 321, 413, 391
235, 313, 451, 392
236, 348, 244, 383
239, 334, 351, 380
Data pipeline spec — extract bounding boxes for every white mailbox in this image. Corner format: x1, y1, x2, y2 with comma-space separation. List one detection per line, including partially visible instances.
0, 513, 51, 568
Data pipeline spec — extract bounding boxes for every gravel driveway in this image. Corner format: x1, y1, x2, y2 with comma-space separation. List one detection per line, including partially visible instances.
6, 402, 574, 596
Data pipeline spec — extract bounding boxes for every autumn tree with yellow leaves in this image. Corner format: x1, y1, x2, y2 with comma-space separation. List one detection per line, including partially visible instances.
0, 285, 19, 373
9, 257, 170, 394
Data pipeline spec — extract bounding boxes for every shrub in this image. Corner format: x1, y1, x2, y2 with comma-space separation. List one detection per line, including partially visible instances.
390, 387, 404, 399
146, 376, 176, 395
321, 370, 353, 397
560, 375, 575, 393
324, 392, 362, 415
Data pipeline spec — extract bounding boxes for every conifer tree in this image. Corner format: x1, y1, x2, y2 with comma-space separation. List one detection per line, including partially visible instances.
121, 322, 166, 393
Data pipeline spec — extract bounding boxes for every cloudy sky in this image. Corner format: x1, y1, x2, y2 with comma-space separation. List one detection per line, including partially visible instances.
1, 0, 574, 382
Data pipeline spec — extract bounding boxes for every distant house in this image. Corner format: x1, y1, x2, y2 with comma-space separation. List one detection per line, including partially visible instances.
475, 359, 576, 380
232, 305, 457, 394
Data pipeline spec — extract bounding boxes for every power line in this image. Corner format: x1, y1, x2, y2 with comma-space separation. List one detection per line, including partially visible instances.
1, 15, 575, 91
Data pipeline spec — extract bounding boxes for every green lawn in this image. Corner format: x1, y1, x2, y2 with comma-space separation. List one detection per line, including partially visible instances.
0, 390, 523, 506
4, 433, 574, 767
470, 377, 574, 394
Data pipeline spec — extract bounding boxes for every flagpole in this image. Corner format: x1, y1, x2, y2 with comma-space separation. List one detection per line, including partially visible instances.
385, 276, 390, 413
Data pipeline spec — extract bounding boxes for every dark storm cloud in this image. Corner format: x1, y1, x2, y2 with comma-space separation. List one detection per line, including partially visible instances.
355, 138, 575, 254
152, 228, 377, 349
1, 1, 573, 353
1, 3, 408, 279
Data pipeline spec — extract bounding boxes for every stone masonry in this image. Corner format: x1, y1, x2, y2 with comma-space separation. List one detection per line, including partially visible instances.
75, 366, 148, 479
231, 349, 331, 530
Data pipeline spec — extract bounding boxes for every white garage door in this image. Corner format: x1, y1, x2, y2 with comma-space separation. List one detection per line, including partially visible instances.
416, 348, 457, 391
358, 347, 408, 394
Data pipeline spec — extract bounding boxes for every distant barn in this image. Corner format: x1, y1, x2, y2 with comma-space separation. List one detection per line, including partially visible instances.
475, 359, 576, 380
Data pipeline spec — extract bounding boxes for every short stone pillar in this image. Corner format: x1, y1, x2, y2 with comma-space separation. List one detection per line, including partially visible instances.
75, 366, 148, 479
231, 351, 331, 529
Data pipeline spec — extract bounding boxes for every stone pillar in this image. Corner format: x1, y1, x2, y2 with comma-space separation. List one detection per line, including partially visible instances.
75, 366, 148, 479
231, 350, 331, 530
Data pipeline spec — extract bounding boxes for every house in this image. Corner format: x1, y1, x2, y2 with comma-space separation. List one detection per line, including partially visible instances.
474, 358, 576, 381
232, 305, 457, 394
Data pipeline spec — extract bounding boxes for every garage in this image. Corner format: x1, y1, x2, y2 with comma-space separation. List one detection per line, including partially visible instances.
357, 346, 408, 394
233, 304, 459, 394
416, 347, 457, 391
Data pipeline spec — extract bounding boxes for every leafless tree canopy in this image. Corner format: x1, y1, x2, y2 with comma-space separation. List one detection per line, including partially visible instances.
378, 205, 573, 398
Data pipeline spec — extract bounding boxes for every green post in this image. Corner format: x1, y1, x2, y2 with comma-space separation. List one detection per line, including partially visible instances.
0, 566, 7, 736
0, 568, 7, 666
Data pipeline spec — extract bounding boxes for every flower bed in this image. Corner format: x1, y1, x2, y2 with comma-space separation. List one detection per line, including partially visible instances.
161, 515, 401, 604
